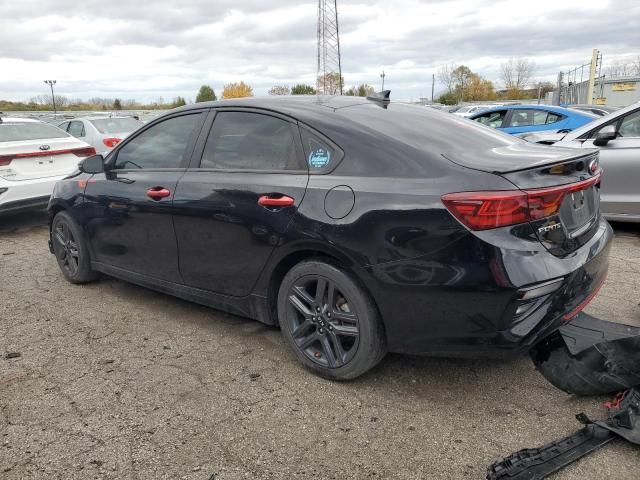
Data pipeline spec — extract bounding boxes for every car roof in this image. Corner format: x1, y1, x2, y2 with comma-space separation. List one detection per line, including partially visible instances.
64, 116, 137, 121
562, 101, 640, 140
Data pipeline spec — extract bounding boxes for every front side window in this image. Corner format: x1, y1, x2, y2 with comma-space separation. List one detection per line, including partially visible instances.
114, 113, 202, 170
68, 121, 85, 137
619, 110, 640, 137
473, 111, 506, 128
201, 112, 303, 171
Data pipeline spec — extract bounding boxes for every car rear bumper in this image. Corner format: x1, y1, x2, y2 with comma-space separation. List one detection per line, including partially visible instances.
0, 176, 64, 214
365, 217, 614, 358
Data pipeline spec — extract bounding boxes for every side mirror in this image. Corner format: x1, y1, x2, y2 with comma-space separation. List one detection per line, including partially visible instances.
593, 124, 617, 147
79, 154, 105, 174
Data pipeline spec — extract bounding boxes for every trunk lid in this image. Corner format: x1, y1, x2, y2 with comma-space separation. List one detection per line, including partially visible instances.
499, 151, 602, 257
0, 137, 94, 181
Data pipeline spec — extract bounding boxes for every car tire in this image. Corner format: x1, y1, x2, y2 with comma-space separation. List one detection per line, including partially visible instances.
51, 211, 98, 284
277, 260, 386, 380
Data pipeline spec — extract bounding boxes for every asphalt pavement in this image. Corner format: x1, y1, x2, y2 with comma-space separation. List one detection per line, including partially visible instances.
1, 210, 639, 479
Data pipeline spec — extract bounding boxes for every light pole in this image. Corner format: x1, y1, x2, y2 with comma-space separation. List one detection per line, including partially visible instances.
380, 71, 386, 91
44, 80, 57, 115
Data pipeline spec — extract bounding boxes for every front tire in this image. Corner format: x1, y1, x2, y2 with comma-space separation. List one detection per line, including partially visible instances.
51, 211, 98, 284
277, 260, 386, 380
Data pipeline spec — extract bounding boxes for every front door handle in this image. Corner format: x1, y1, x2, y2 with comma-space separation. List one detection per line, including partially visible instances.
146, 187, 171, 200
258, 195, 295, 208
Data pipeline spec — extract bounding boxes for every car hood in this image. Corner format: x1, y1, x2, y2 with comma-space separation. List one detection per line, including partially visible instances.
445, 140, 598, 173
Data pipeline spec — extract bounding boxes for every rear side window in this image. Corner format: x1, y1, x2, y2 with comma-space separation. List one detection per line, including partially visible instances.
473, 111, 506, 128
509, 109, 564, 127
114, 113, 202, 169
68, 121, 85, 137
200, 112, 303, 171
300, 128, 340, 172
0, 122, 69, 142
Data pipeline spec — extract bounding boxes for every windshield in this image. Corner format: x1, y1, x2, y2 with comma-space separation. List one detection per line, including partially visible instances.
90, 117, 144, 134
0, 122, 69, 142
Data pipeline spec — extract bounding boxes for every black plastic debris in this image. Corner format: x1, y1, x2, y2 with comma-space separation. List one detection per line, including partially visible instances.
531, 312, 640, 395
487, 388, 640, 480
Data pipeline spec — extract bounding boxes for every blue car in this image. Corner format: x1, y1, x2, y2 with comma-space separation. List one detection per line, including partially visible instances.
468, 105, 597, 135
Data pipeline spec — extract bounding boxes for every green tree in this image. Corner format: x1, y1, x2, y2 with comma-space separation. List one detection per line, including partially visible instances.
196, 85, 216, 102
113, 98, 122, 110
172, 96, 187, 108
291, 84, 316, 95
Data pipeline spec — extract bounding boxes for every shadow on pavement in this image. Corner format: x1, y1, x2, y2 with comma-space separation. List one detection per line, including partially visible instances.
0, 208, 49, 233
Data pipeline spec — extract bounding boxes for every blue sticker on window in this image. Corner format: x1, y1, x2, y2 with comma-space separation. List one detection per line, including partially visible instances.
308, 148, 331, 168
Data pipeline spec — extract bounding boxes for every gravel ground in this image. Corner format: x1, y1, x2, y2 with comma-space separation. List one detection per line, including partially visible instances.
1, 210, 639, 480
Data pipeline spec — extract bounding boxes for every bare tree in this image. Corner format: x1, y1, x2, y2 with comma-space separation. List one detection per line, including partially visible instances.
268, 85, 291, 96
605, 57, 640, 78
501, 58, 536, 91
437, 63, 457, 93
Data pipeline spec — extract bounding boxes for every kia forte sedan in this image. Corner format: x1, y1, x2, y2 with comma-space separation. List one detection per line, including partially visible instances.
47, 96, 612, 380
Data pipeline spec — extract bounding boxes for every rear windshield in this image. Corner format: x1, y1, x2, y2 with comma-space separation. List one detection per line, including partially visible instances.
90, 118, 143, 134
341, 103, 516, 151
0, 122, 69, 142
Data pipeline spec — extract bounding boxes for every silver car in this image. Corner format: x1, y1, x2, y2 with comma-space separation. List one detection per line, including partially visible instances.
58, 116, 144, 155
554, 102, 640, 223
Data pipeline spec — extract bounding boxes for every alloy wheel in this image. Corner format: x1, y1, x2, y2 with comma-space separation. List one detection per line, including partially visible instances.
54, 220, 80, 277
286, 275, 360, 368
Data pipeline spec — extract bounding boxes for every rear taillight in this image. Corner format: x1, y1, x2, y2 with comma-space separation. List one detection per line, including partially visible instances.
442, 173, 601, 231
0, 146, 96, 166
102, 137, 121, 148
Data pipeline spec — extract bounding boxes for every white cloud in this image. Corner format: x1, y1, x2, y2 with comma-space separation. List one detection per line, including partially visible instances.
0, 0, 638, 102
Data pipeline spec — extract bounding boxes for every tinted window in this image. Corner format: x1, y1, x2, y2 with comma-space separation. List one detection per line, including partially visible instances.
619, 110, 640, 137
114, 113, 202, 169
300, 128, 338, 171
68, 121, 85, 137
0, 122, 69, 142
546, 113, 561, 124
201, 112, 302, 170
91, 117, 144, 134
473, 110, 506, 128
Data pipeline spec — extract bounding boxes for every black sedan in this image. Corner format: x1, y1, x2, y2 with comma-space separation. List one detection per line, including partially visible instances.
48, 95, 612, 379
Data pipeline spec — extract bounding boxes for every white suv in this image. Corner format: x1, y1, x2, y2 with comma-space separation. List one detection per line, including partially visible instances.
0, 117, 95, 214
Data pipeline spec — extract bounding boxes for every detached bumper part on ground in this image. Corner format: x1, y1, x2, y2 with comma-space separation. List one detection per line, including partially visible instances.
487, 388, 640, 480
531, 312, 640, 395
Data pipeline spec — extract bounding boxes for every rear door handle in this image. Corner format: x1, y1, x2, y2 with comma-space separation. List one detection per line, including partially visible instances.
146, 187, 171, 200
258, 195, 295, 207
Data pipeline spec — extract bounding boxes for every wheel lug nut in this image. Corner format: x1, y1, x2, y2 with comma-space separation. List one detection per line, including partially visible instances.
319, 328, 324, 334
327, 312, 331, 317
316, 306, 321, 312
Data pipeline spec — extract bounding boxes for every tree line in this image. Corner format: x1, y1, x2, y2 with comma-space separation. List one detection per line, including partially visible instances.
436, 58, 555, 105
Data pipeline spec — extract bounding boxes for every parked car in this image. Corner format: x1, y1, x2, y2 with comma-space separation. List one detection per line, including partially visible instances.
552, 101, 640, 223
47, 96, 611, 380
566, 104, 620, 117
469, 105, 597, 135
451, 104, 495, 117
58, 116, 144, 154
0, 116, 95, 214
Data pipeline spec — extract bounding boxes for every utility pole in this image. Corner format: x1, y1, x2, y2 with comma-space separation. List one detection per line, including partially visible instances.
586, 48, 599, 105
380, 71, 386, 91
431, 73, 435, 103
44, 80, 57, 115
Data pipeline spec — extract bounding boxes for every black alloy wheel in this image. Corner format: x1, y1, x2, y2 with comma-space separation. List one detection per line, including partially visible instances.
278, 260, 386, 380
51, 211, 98, 284
53, 219, 80, 277
287, 275, 360, 368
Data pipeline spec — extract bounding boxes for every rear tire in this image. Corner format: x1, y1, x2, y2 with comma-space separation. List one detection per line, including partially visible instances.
51, 211, 98, 284
277, 260, 386, 380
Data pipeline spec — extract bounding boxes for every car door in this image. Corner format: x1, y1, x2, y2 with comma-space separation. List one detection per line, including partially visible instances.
503, 109, 568, 135
83, 111, 206, 282
172, 109, 309, 297
582, 108, 640, 218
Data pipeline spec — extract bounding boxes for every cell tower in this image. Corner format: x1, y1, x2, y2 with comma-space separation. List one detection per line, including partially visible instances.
316, 0, 343, 95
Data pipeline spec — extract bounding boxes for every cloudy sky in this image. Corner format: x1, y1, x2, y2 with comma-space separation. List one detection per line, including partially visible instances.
1, 0, 639, 103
